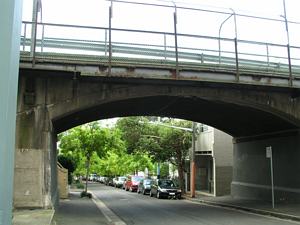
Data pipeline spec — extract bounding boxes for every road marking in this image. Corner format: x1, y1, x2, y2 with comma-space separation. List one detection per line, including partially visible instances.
91, 192, 127, 225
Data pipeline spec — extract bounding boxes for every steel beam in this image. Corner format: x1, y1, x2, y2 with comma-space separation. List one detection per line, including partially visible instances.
0, 0, 22, 224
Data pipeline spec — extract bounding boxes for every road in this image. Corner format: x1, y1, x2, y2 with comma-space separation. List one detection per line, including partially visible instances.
89, 184, 299, 225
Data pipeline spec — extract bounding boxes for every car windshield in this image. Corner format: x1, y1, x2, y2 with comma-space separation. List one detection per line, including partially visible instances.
158, 180, 176, 188
132, 176, 143, 182
119, 177, 126, 181
144, 180, 151, 185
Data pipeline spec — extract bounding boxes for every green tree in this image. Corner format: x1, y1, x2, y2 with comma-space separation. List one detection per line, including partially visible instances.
116, 117, 151, 154
59, 122, 114, 193
117, 117, 192, 192
158, 120, 192, 192
57, 154, 76, 184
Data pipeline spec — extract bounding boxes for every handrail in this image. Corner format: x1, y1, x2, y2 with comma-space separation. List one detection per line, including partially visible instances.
20, 20, 300, 84
22, 21, 299, 50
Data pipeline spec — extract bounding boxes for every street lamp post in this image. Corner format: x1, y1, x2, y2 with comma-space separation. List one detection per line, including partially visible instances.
218, 13, 233, 64
218, 8, 237, 65
282, 0, 293, 86
190, 122, 196, 198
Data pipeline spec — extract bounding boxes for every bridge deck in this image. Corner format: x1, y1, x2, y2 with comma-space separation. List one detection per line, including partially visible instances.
20, 22, 300, 88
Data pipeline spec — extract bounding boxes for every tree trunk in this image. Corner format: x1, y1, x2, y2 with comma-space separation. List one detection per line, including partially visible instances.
178, 160, 185, 193
85, 157, 90, 193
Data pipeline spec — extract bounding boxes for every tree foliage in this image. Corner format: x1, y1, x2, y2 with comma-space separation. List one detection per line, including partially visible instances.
59, 122, 117, 191
117, 117, 193, 191
59, 117, 193, 193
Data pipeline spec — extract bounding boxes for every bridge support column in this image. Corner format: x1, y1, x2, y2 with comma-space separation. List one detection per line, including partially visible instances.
232, 130, 300, 203
14, 76, 58, 209
0, 0, 22, 224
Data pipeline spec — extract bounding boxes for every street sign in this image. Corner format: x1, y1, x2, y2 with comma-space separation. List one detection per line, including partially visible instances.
266, 146, 275, 209
266, 146, 272, 158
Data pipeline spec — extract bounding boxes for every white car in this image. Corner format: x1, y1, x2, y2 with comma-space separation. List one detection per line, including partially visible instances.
115, 176, 127, 188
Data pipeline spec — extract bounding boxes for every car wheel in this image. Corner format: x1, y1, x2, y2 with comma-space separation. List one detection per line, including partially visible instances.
156, 191, 161, 199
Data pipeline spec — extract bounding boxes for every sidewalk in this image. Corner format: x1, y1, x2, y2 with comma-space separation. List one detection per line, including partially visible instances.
51, 190, 109, 225
184, 193, 300, 222
13, 209, 54, 225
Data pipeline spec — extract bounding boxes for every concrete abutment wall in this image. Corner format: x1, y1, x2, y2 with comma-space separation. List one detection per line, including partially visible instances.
14, 76, 58, 208
232, 130, 300, 203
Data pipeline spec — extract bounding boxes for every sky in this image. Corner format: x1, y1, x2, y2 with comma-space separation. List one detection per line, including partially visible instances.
21, 0, 300, 44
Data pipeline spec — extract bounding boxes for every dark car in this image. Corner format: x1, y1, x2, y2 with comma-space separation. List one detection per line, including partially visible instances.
150, 179, 181, 199
105, 177, 114, 186
137, 178, 152, 195
124, 175, 143, 192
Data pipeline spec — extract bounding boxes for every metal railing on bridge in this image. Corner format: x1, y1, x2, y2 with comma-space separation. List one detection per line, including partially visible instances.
20, 0, 300, 87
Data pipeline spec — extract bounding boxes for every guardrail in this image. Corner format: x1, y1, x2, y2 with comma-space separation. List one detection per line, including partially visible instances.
20, 20, 300, 86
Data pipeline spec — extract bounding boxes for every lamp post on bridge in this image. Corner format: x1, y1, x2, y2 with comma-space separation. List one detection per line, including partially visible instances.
218, 8, 238, 64
218, 8, 239, 81
281, 0, 293, 86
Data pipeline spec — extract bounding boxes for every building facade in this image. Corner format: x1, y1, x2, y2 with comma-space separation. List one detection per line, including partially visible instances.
193, 124, 233, 196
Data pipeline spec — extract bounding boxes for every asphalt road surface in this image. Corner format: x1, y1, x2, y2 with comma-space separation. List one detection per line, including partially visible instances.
89, 184, 299, 225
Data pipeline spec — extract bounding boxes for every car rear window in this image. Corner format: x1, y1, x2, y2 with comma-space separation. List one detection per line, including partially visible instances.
158, 180, 175, 188
132, 176, 143, 182
144, 180, 151, 185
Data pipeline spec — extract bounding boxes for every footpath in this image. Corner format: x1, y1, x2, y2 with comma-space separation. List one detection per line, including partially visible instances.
184, 193, 300, 222
12, 188, 300, 225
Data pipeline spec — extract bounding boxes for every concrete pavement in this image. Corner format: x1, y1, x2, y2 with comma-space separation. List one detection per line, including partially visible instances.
13, 209, 54, 225
185, 193, 300, 222
51, 191, 108, 225
12, 184, 300, 224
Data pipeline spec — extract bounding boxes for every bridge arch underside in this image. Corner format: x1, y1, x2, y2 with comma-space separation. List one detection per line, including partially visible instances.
53, 95, 297, 138
15, 73, 300, 209
50, 86, 300, 203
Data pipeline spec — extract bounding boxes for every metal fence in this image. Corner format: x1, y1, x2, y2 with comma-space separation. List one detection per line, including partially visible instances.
20, 1, 300, 86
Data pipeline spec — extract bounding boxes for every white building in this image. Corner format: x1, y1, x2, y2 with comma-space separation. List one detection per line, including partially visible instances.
191, 124, 233, 196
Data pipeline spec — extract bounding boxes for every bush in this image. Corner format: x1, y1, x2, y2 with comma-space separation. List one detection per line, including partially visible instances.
76, 183, 84, 189
80, 191, 92, 198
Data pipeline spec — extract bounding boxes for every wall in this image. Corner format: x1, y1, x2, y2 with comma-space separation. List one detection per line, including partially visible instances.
214, 129, 233, 196
14, 77, 57, 208
232, 130, 300, 202
0, 1, 22, 224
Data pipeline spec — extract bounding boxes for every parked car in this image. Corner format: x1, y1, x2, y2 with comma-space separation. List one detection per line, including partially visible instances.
137, 178, 152, 195
150, 179, 181, 199
99, 176, 107, 184
122, 178, 127, 190
89, 173, 98, 182
115, 176, 127, 188
112, 177, 118, 187
124, 175, 143, 192
105, 177, 114, 186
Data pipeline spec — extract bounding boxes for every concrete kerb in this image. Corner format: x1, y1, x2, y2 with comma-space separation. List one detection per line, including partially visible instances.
89, 190, 127, 225
184, 196, 300, 223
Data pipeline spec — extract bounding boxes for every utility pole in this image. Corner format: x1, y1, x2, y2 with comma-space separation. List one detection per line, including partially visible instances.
190, 122, 196, 198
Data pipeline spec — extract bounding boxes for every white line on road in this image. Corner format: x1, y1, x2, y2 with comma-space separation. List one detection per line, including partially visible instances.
91, 191, 127, 225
